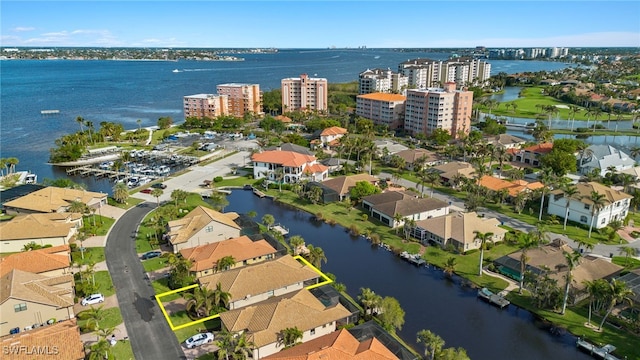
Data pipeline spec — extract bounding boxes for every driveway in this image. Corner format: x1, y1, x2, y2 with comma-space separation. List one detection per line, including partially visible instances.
105, 202, 186, 360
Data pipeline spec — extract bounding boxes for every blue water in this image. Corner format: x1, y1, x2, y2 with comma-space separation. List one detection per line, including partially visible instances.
0, 49, 571, 185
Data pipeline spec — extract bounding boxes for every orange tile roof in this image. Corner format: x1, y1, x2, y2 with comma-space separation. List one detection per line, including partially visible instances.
0, 319, 84, 360
275, 115, 292, 123
357, 93, 407, 102
478, 175, 544, 196
180, 236, 277, 272
522, 142, 554, 154
261, 328, 399, 360
320, 126, 348, 136
252, 150, 318, 167
303, 163, 328, 175
0, 245, 70, 276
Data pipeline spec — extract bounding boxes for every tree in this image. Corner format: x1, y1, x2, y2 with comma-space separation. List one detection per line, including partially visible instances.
68, 200, 88, 214
151, 188, 164, 208
519, 234, 538, 294
618, 246, 638, 267
136, 119, 142, 132
560, 184, 579, 230
358, 287, 382, 319
583, 279, 609, 327
424, 170, 441, 198
78, 305, 106, 331
438, 347, 471, 360
262, 214, 275, 229
211, 281, 231, 310
304, 244, 327, 269
378, 296, 405, 332
157, 116, 173, 129
279, 327, 303, 348
393, 213, 404, 234
112, 182, 129, 204
607, 220, 624, 242
537, 167, 555, 221
216, 255, 236, 272
216, 329, 255, 360
560, 251, 581, 315
170, 189, 188, 206
474, 231, 494, 276
416, 329, 444, 360
6, 157, 18, 174
587, 191, 607, 238
443, 257, 457, 278
184, 286, 216, 318
289, 235, 305, 255
349, 180, 380, 202
76, 116, 85, 133
88, 338, 111, 360
598, 279, 633, 331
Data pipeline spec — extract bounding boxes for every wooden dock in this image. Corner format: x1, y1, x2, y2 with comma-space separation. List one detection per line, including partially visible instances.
253, 187, 266, 198
271, 223, 289, 236
477, 288, 510, 308
576, 339, 620, 360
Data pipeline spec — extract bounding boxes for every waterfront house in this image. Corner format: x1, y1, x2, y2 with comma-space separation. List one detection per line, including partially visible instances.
392, 148, 444, 171
198, 255, 320, 310
179, 236, 277, 278
219, 288, 352, 359
547, 182, 631, 229
0, 245, 71, 277
0, 213, 83, 253
577, 145, 635, 176
494, 239, 623, 303
320, 174, 378, 201
361, 191, 449, 228
413, 211, 506, 252
261, 327, 399, 360
483, 134, 527, 149
2, 186, 106, 215
0, 270, 75, 336
251, 150, 329, 183
0, 319, 84, 360
509, 142, 554, 167
165, 206, 242, 253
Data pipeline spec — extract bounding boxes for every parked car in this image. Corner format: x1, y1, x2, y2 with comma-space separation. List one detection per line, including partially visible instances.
140, 188, 152, 194
184, 332, 214, 349
151, 183, 167, 189
81, 293, 105, 306
141, 251, 162, 260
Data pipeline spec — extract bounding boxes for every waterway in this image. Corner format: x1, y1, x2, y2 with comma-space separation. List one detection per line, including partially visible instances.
224, 190, 592, 360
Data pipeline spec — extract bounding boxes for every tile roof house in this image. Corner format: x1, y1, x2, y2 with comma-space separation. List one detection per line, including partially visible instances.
547, 182, 632, 230
392, 149, 443, 170
0, 245, 71, 277
478, 175, 544, 197
0, 270, 75, 336
2, 186, 107, 215
252, 150, 329, 183
362, 191, 450, 228
494, 239, 623, 304
578, 145, 635, 176
219, 289, 352, 359
510, 142, 554, 167
261, 328, 399, 360
0, 213, 83, 253
484, 134, 527, 149
166, 206, 241, 253
266, 143, 315, 156
319, 126, 348, 147
414, 211, 507, 252
0, 319, 84, 360
320, 174, 378, 201
432, 161, 475, 185
180, 236, 277, 278
199, 255, 320, 310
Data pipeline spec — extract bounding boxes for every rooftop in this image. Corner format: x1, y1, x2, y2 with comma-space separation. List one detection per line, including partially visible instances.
180, 236, 277, 272
252, 150, 318, 168
0, 319, 84, 360
2, 186, 106, 213
0, 245, 70, 276
357, 93, 407, 102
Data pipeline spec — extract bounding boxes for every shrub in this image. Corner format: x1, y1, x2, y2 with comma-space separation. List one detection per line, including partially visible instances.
213, 176, 223, 182
349, 224, 360, 236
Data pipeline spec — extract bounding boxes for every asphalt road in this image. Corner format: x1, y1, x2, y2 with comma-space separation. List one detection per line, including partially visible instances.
105, 202, 186, 360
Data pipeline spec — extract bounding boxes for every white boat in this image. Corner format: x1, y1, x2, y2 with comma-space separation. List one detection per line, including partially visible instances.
24, 173, 37, 184
172, 69, 180, 73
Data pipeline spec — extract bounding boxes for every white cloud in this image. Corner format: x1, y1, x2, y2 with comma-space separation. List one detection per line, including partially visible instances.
12, 27, 35, 32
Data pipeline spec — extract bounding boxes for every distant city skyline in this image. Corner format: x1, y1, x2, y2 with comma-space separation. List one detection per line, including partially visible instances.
2, 1, 639, 48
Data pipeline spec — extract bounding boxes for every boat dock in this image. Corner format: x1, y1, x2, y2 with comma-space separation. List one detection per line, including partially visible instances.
252, 187, 266, 198
400, 251, 426, 266
66, 165, 135, 180
477, 288, 510, 308
576, 338, 620, 360
41, 109, 60, 115
271, 223, 289, 236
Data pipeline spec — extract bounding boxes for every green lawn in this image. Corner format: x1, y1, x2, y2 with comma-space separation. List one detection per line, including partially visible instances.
77, 307, 124, 333
94, 270, 116, 297
168, 310, 194, 327
110, 340, 135, 360
612, 256, 640, 269
152, 278, 180, 301
83, 215, 115, 236
142, 257, 169, 272
108, 197, 144, 209
71, 247, 106, 266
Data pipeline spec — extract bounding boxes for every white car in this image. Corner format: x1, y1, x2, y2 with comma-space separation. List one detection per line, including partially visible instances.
184, 332, 214, 349
81, 293, 105, 306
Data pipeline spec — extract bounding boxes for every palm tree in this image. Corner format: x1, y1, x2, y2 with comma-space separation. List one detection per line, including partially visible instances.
537, 167, 555, 221
170, 189, 188, 206
304, 244, 327, 269
76, 116, 85, 133
113, 182, 129, 204
279, 326, 303, 348
68, 200, 87, 214
184, 286, 216, 318
6, 157, 18, 174
443, 256, 457, 278
393, 213, 404, 233
607, 220, 624, 242
288, 235, 305, 255
425, 170, 441, 198
561, 184, 579, 230
560, 251, 581, 315
151, 188, 164, 208
78, 305, 106, 331
232, 331, 255, 359
618, 246, 638, 267
587, 191, 607, 238
88, 338, 112, 360
519, 234, 538, 294
262, 214, 275, 229
211, 281, 231, 310
474, 231, 494, 276
358, 287, 382, 319
598, 279, 633, 331
416, 329, 445, 360
215, 255, 236, 272
136, 119, 142, 132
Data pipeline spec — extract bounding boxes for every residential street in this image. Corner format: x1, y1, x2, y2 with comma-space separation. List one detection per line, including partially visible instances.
105, 202, 186, 360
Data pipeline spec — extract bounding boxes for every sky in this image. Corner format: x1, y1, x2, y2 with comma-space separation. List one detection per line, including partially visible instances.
2, 1, 639, 48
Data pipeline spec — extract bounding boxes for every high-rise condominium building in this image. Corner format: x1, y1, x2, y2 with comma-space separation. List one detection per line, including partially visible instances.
355, 93, 406, 130
398, 58, 491, 89
281, 74, 328, 112
183, 94, 229, 119
358, 68, 408, 94
403, 83, 473, 139
216, 83, 263, 117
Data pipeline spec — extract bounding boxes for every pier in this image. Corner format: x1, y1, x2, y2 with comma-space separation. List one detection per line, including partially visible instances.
271, 223, 289, 236
477, 287, 510, 308
576, 338, 620, 360
252, 187, 266, 198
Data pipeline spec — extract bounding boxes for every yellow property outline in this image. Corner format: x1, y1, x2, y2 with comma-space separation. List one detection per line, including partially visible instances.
155, 255, 333, 331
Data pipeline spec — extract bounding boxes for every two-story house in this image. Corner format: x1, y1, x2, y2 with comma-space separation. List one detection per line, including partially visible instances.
165, 206, 242, 253
319, 126, 348, 148
510, 142, 553, 167
578, 145, 635, 176
252, 150, 329, 183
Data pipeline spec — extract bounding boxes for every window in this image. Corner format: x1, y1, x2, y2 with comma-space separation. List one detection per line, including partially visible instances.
310, 328, 316, 335
205, 226, 213, 233
580, 215, 588, 223
14, 303, 27, 312
584, 204, 590, 210
601, 218, 606, 224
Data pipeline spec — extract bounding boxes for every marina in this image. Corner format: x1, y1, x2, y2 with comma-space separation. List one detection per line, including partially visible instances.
477, 287, 511, 308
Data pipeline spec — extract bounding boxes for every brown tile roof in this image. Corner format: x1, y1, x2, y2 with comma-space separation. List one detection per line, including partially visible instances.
322, 174, 378, 196
167, 206, 241, 245
0, 245, 70, 276
415, 211, 506, 246
2, 186, 106, 213
0, 319, 84, 360
357, 93, 407, 102
320, 126, 348, 136
393, 148, 439, 164
0, 213, 79, 241
261, 328, 399, 360
373, 197, 449, 218
199, 255, 319, 302
362, 191, 410, 206
219, 289, 351, 348
302, 163, 329, 175
180, 236, 277, 272
521, 142, 554, 154
0, 269, 74, 308
252, 151, 318, 167
275, 115, 292, 123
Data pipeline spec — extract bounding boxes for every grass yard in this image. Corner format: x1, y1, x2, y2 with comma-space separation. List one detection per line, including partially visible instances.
77, 307, 124, 333
110, 340, 135, 360
94, 270, 116, 297
83, 215, 115, 236
108, 196, 144, 209
612, 256, 640, 269
71, 247, 106, 266
142, 257, 169, 272
152, 278, 180, 301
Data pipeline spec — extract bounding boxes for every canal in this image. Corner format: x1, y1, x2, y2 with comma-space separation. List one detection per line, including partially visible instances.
224, 190, 592, 360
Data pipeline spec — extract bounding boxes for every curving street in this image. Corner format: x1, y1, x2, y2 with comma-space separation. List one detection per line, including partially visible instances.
105, 202, 186, 360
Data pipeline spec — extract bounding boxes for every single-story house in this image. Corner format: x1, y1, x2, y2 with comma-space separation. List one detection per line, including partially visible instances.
431, 161, 475, 186
0, 319, 84, 360
0, 213, 83, 253
414, 211, 507, 252
180, 235, 277, 278
362, 191, 449, 228
320, 174, 378, 201
478, 175, 544, 198
198, 255, 320, 310
618, 269, 640, 306
219, 288, 352, 359
2, 186, 107, 215
392, 149, 444, 171
0, 245, 71, 277
166, 205, 242, 253
484, 134, 527, 149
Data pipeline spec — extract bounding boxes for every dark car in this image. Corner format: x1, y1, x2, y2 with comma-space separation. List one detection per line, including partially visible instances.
151, 183, 167, 189
141, 251, 162, 260
140, 188, 153, 194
